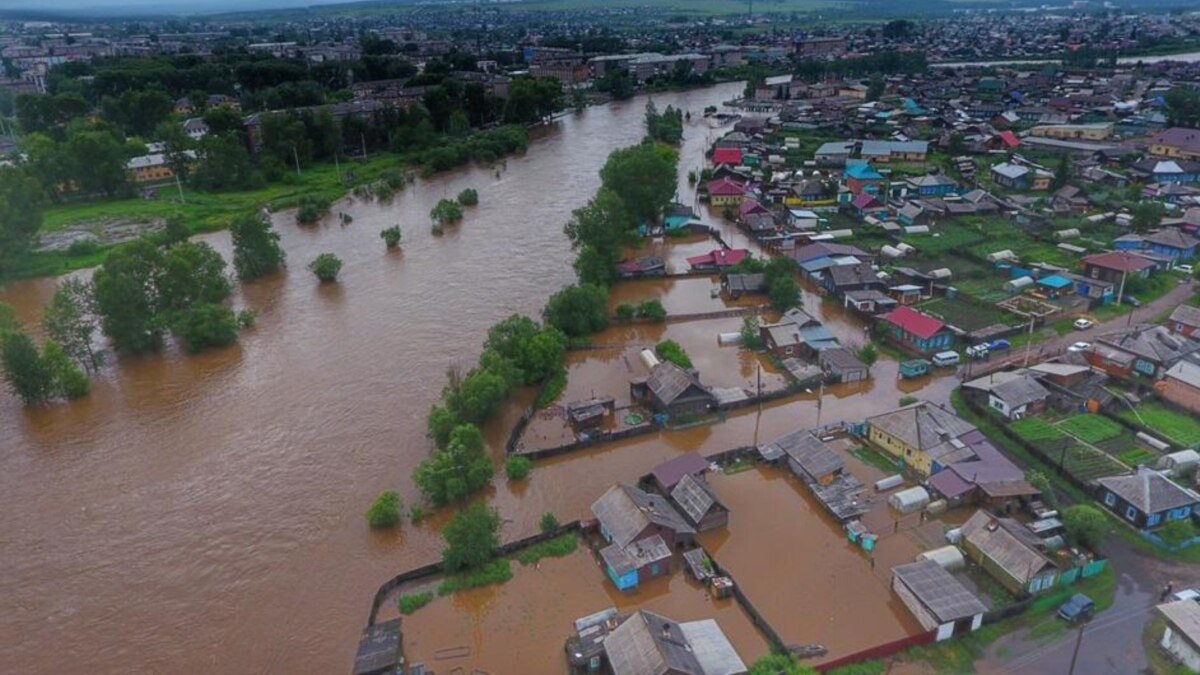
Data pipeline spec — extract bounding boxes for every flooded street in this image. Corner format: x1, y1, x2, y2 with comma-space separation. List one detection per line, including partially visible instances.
0, 84, 747, 675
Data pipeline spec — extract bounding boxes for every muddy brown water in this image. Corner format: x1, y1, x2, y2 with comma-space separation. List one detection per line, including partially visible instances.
0, 81, 961, 674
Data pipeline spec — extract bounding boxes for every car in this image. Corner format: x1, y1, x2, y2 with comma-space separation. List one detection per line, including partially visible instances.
986, 339, 1011, 352
1173, 588, 1200, 602
966, 344, 990, 360
1058, 593, 1095, 623
1073, 318, 1095, 330
932, 351, 961, 367
1068, 341, 1092, 353
1121, 294, 1141, 307
1175, 264, 1194, 275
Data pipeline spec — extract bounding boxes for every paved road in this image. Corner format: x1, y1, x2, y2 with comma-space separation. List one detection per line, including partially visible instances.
977, 534, 1197, 675
972, 279, 1198, 376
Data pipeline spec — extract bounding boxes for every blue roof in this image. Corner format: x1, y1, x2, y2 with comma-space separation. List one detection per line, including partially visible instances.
799, 256, 837, 273
844, 164, 883, 180
1038, 275, 1072, 289
798, 325, 836, 344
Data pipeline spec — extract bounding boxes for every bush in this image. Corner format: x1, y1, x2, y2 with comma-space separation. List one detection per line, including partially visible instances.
899, 395, 919, 407
1063, 504, 1110, 551
615, 304, 636, 322
380, 226, 402, 248
515, 533, 577, 565
295, 196, 330, 224
236, 309, 257, 328
655, 339, 693, 369
740, 315, 764, 350
437, 558, 513, 595
1159, 518, 1199, 548
539, 512, 560, 533
505, 455, 533, 481
636, 299, 666, 322
309, 253, 343, 282
430, 198, 464, 225
457, 188, 479, 206
398, 592, 433, 615
409, 504, 425, 523
857, 343, 878, 366
173, 303, 238, 353
67, 239, 100, 256
535, 368, 567, 409
366, 490, 403, 528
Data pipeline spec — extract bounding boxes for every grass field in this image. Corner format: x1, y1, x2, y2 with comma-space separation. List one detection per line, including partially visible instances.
1119, 402, 1200, 448
1010, 418, 1124, 481
1010, 418, 1067, 445
919, 297, 1013, 332
1057, 414, 1124, 444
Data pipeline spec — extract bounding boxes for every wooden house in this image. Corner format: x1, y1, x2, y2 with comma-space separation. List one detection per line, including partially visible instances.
631, 362, 717, 419
670, 473, 729, 532
892, 560, 987, 641
1095, 469, 1200, 531
959, 510, 1060, 595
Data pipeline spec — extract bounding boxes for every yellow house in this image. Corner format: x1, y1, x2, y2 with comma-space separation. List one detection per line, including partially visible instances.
866, 402, 978, 477
706, 177, 747, 206
1028, 123, 1114, 141
1031, 172, 1053, 191
1149, 128, 1200, 161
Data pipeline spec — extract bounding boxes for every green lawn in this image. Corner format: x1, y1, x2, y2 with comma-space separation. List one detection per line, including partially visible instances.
1057, 415, 1124, 444
1010, 418, 1067, 444
1119, 402, 1200, 448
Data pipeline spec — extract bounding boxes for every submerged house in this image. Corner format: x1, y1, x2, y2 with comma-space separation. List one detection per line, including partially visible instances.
591, 484, 695, 590
1095, 468, 1200, 532
670, 473, 729, 532
865, 402, 977, 478
959, 510, 1060, 595
891, 559, 987, 641
602, 610, 748, 675
631, 362, 717, 419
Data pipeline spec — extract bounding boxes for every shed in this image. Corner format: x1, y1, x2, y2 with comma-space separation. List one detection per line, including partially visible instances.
891, 559, 987, 640
603, 610, 747, 675
1158, 450, 1200, 474
670, 473, 729, 532
652, 452, 710, 492
1004, 276, 1035, 292
889, 486, 931, 514
1053, 228, 1081, 240
916, 545, 966, 571
779, 430, 845, 485
987, 250, 1017, 262
875, 474, 904, 491
1157, 599, 1200, 673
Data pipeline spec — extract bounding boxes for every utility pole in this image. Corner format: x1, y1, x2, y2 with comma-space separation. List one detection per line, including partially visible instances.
1022, 314, 1037, 367
361, 133, 368, 160
174, 171, 185, 204
292, 145, 302, 178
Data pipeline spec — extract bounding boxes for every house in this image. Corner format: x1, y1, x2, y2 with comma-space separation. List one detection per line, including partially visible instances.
631, 362, 717, 418
686, 248, 749, 272
926, 436, 1038, 509
1148, 128, 1200, 161
758, 308, 825, 359
1130, 159, 1200, 185
1143, 229, 1200, 261
861, 140, 929, 163
844, 289, 898, 314
617, 256, 666, 279
905, 174, 959, 198
1095, 468, 1200, 531
959, 510, 1061, 595
1157, 360, 1200, 416
865, 401, 977, 477
819, 346, 870, 384
891, 560, 987, 641
738, 199, 770, 221
1156, 600, 1200, 673
670, 473, 729, 532
1081, 251, 1158, 284
592, 484, 695, 589
962, 372, 1050, 420
724, 273, 766, 299
815, 141, 854, 165
844, 163, 884, 196
878, 305, 954, 355
790, 179, 833, 205
706, 177, 747, 206
991, 162, 1030, 190
774, 429, 844, 485
650, 452, 709, 493
1051, 185, 1089, 214
851, 192, 888, 219
182, 117, 209, 141
352, 618, 402, 675
1168, 304, 1200, 338
1088, 324, 1200, 379
602, 610, 747, 675
790, 242, 872, 266
825, 262, 883, 296
712, 146, 743, 166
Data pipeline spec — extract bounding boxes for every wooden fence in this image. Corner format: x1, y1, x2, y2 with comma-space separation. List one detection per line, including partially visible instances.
814, 630, 936, 672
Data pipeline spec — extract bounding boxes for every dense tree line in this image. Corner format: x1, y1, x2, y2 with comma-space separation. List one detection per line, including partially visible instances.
644, 100, 684, 145
793, 50, 927, 82
1165, 87, 1200, 128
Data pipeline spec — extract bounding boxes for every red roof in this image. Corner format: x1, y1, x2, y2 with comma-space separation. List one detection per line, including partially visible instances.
881, 305, 946, 340
739, 199, 769, 217
713, 147, 743, 166
706, 177, 746, 196
852, 192, 883, 210
1082, 251, 1157, 273
687, 248, 749, 269
998, 131, 1020, 149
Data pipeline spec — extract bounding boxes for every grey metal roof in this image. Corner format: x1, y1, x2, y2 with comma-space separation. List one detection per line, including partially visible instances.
604, 610, 747, 675
991, 376, 1051, 408
1169, 304, 1200, 329
867, 402, 977, 454
1097, 468, 1200, 515
893, 559, 988, 623
671, 473, 724, 526
819, 346, 868, 373
1158, 599, 1200, 645
1164, 359, 1200, 389
1097, 324, 1200, 366
647, 362, 711, 406
592, 484, 695, 548
960, 511, 1056, 583
600, 534, 671, 577
776, 429, 844, 479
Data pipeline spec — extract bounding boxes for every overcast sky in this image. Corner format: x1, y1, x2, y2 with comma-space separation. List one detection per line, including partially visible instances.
0, 0, 371, 14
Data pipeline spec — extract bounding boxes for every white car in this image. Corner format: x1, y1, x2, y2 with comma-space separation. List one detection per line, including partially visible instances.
1073, 318, 1095, 331
1068, 342, 1092, 353
1176, 264, 1194, 275
1173, 588, 1200, 602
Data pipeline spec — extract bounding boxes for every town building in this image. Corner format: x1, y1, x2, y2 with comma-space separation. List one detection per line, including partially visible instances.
878, 306, 955, 355
1156, 600, 1200, 673
602, 610, 747, 675
1095, 468, 1200, 531
631, 362, 717, 419
959, 510, 1060, 595
1149, 127, 1200, 161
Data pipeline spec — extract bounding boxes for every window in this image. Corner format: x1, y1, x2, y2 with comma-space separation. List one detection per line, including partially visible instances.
1147, 513, 1162, 527
1125, 505, 1137, 522
1103, 492, 1115, 507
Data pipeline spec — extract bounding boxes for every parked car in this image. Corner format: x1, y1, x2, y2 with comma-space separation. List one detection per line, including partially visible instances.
1073, 318, 1095, 330
986, 339, 1011, 352
932, 351, 961, 367
1172, 588, 1200, 602
1175, 264, 1194, 275
1068, 341, 1092, 353
1121, 294, 1141, 307
1058, 593, 1095, 623
966, 344, 989, 360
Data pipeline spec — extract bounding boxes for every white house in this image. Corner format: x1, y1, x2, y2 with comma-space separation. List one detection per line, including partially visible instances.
1158, 599, 1200, 673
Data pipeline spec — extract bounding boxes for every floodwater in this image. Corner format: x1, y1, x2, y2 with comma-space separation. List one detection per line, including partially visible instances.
395, 546, 770, 673
0, 83, 754, 675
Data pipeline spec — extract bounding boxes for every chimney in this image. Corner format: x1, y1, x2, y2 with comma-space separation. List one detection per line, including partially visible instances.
661, 623, 671, 639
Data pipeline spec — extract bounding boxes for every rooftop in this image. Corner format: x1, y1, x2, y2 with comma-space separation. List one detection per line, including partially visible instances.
1097, 468, 1200, 515
892, 559, 988, 624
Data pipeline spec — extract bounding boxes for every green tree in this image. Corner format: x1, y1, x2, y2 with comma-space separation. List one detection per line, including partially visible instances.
866, 73, 885, 102
1165, 87, 1200, 128
857, 343, 878, 367
430, 198, 464, 225
173, 303, 238, 353
309, 253, 343, 282
231, 212, 286, 281
599, 144, 679, 225
0, 166, 46, 268
442, 502, 501, 572
1026, 471, 1057, 510
543, 284, 608, 337
636, 299, 666, 322
41, 278, 101, 373
153, 119, 194, 182
484, 315, 567, 385
0, 330, 53, 405
768, 275, 801, 311
740, 314, 764, 350
41, 339, 90, 399
366, 490, 403, 528
1062, 504, 1110, 551
504, 455, 532, 480
1130, 202, 1165, 233
65, 127, 132, 197
426, 403, 459, 447
159, 241, 231, 314
413, 423, 494, 506
539, 512, 560, 533
457, 188, 479, 206
191, 133, 259, 192
447, 367, 511, 423
655, 339, 693, 369
93, 240, 167, 354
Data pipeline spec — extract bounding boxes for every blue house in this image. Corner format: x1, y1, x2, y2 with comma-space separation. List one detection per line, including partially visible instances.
904, 174, 959, 198
1096, 469, 1200, 531
591, 484, 694, 590
880, 306, 954, 354
1131, 159, 1200, 185
1143, 229, 1200, 261
1036, 274, 1072, 299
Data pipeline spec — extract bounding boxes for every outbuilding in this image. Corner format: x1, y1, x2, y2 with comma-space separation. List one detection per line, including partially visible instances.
892, 559, 987, 641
